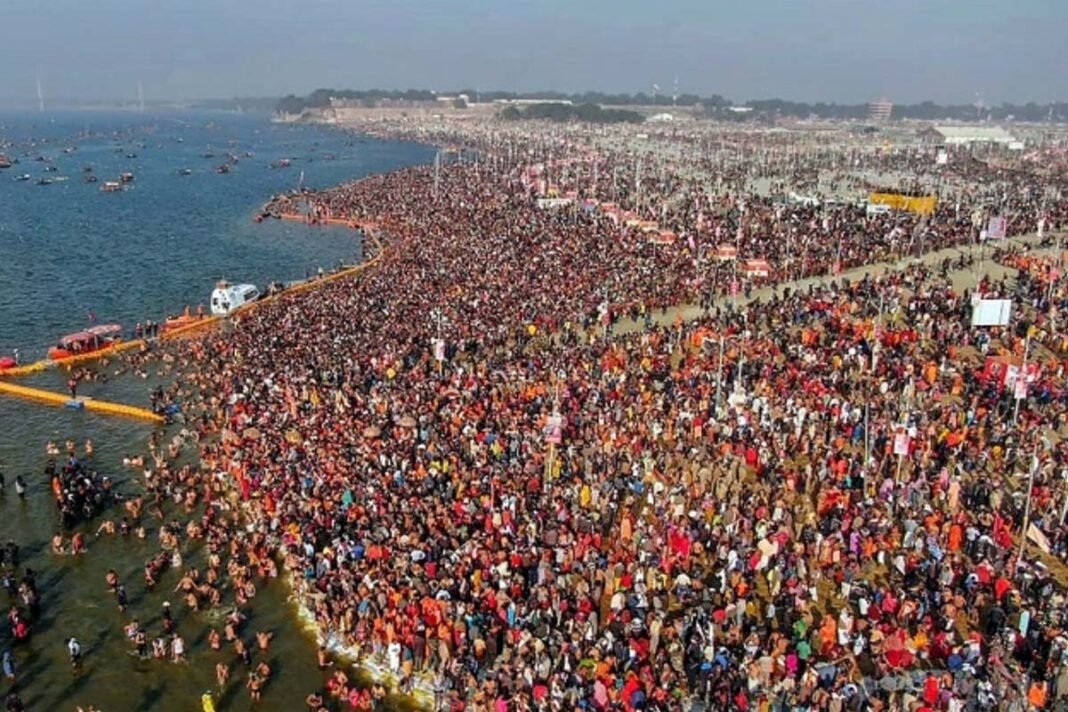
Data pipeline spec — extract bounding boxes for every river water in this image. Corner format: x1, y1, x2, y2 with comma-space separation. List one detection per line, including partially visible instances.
0, 111, 433, 711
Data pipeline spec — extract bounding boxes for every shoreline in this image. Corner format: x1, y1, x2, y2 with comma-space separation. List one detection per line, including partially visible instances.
216, 215, 440, 708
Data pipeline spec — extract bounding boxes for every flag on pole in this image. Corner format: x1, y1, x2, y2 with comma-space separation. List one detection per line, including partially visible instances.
1027, 522, 1052, 553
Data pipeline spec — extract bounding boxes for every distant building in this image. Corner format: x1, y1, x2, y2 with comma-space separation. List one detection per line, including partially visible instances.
727, 106, 753, 114
924, 125, 1017, 146
493, 99, 573, 106
648, 113, 675, 122
868, 99, 893, 122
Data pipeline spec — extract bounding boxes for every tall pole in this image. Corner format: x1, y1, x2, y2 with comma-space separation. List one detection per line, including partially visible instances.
1051, 231, 1062, 340
1013, 332, 1031, 425
434, 309, 444, 377
433, 150, 441, 200
635, 156, 642, 213
866, 291, 884, 470
1060, 466, 1068, 526
715, 335, 726, 416
732, 223, 741, 311
1017, 447, 1038, 574
863, 388, 871, 472
834, 236, 842, 282
735, 325, 747, 396
895, 373, 914, 485
544, 379, 561, 480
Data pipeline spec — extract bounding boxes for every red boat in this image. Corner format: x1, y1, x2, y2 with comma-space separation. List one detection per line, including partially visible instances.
47, 324, 123, 361
0, 357, 16, 370
160, 308, 207, 334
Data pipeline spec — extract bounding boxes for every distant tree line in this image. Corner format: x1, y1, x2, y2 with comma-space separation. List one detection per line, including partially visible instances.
276, 88, 440, 114
273, 88, 1068, 123
500, 103, 644, 124
274, 88, 729, 115
713, 100, 1068, 123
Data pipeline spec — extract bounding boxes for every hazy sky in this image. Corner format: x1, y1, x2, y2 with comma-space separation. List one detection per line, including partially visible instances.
4, 0, 1066, 104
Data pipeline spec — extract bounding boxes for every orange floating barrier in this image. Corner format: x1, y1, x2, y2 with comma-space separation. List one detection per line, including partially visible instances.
0, 380, 163, 423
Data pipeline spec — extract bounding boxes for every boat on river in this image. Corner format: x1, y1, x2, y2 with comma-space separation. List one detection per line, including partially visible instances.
210, 280, 259, 316
48, 324, 123, 361
160, 307, 208, 333
100, 181, 123, 192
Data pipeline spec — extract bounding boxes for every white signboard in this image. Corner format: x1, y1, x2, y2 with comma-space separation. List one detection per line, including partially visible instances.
971, 299, 1013, 327
536, 198, 574, 209
1014, 378, 1028, 400
893, 426, 910, 456
543, 414, 565, 444
986, 216, 1007, 240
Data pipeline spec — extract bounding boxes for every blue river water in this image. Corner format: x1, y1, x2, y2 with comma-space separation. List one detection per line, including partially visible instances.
0, 110, 433, 360
0, 111, 433, 711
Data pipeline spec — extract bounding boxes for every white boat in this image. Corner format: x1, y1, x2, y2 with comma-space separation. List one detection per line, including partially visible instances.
210, 280, 259, 316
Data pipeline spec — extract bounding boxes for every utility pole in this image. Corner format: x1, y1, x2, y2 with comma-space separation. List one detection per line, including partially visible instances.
433, 149, 441, 200
1012, 331, 1031, 424
1017, 448, 1039, 575
865, 291, 885, 469
635, 156, 642, 212
715, 334, 727, 417
544, 377, 562, 480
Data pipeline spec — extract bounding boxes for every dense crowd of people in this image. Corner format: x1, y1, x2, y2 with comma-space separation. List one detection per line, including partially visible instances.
8, 119, 1067, 710
109, 117, 1068, 712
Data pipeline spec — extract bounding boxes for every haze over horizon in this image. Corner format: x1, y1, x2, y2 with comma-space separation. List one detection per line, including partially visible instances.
3, 0, 1066, 106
